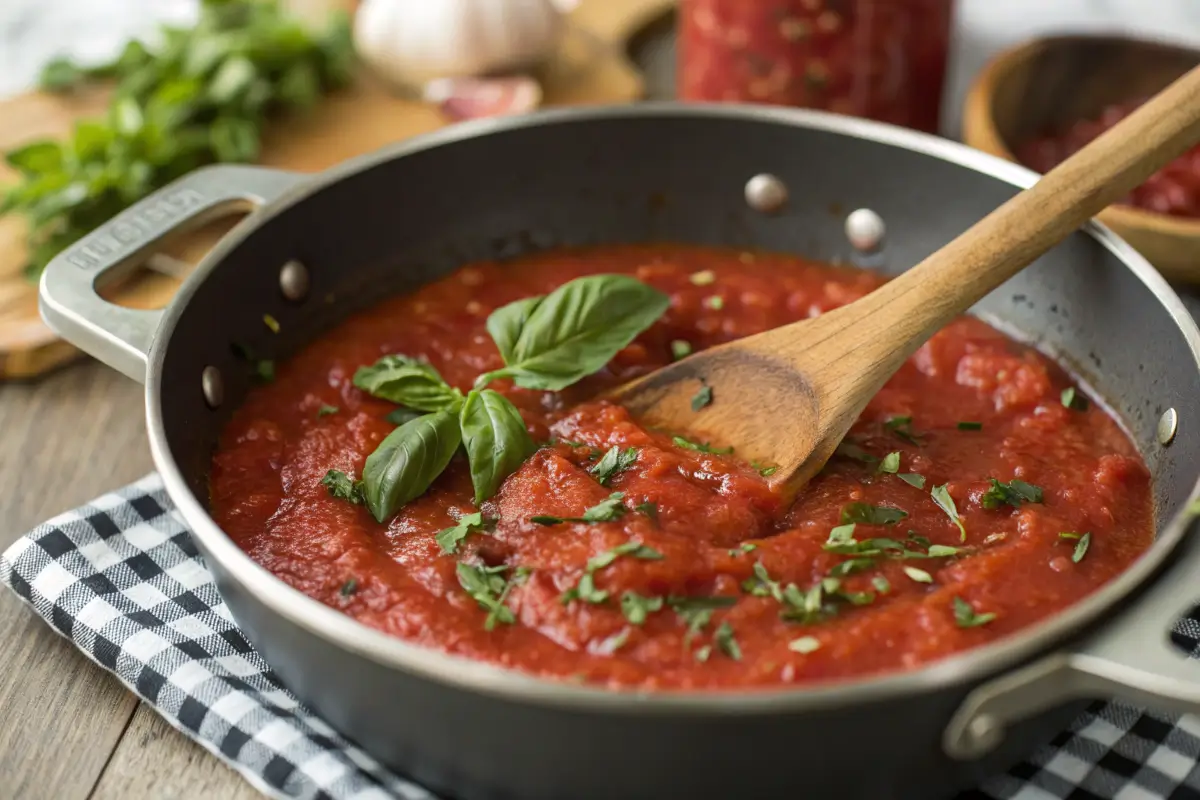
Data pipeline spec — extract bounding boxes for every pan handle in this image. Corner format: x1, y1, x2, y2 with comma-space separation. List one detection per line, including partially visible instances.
943, 516, 1200, 760
39, 165, 306, 382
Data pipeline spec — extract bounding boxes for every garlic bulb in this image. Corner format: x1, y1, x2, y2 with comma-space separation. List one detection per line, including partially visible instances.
354, 0, 566, 86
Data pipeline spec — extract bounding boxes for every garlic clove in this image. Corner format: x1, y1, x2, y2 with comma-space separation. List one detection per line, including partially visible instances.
424, 76, 544, 122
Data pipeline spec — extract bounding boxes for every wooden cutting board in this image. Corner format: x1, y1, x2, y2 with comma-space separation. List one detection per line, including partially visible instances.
0, 0, 675, 379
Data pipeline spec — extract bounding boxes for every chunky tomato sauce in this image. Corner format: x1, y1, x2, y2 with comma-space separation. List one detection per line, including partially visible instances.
210, 245, 1153, 690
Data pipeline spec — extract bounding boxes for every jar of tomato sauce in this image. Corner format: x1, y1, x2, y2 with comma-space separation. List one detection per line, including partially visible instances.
678, 0, 955, 134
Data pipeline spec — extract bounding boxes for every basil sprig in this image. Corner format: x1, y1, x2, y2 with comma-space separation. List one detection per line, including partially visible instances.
476, 275, 671, 390
361, 411, 461, 523
353, 356, 464, 413
460, 389, 536, 504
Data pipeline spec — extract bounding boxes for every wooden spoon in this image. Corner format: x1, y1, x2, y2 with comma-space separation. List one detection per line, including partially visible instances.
610, 63, 1200, 500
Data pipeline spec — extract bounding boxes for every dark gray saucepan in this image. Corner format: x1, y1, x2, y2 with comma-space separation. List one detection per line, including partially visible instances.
36, 104, 1200, 800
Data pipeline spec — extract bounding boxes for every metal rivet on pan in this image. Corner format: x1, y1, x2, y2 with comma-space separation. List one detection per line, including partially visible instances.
280, 259, 310, 302
744, 174, 788, 214
964, 714, 1003, 753
202, 366, 224, 409
846, 208, 886, 252
1158, 408, 1179, 445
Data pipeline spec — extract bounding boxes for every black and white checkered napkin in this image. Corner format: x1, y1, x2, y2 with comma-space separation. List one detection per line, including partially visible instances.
4, 474, 1200, 800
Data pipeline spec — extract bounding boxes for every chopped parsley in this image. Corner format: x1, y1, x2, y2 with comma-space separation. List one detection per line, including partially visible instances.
952, 596, 996, 628
635, 501, 659, 523
339, 578, 358, 597
263, 313, 280, 333
532, 492, 628, 525
840, 502, 908, 525
1061, 387, 1088, 410
670, 339, 692, 360
457, 562, 529, 630
740, 542, 758, 553
931, 484, 967, 542
878, 451, 901, 474
898, 473, 927, 489
320, 469, 364, 505
903, 566, 933, 584
927, 544, 963, 558
689, 269, 716, 286
691, 382, 713, 411
829, 557, 876, 577
751, 461, 779, 477
673, 435, 733, 455
317, 404, 339, 417
435, 511, 488, 555
589, 446, 638, 486
703, 295, 725, 310
872, 576, 891, 594
957, 421, 983, 431
621, 591, 664, 625
561, 540, 664, 605
714, 621, 741, 660
788, 635, 821, 654
1061, 531, 1091, 563
981, 478, 1043, 509
743, 562, 784, 600
884, 415, 925, 445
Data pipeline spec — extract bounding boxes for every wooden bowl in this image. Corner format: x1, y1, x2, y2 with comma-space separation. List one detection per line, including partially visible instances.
963, 34, 1200, 283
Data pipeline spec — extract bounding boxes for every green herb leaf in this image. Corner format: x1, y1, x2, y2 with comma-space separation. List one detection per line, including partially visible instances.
673, 435, 733, 455
39, 57, 83, 92
457, 563, 528, 630
532, 492, 629, 526
704, 296, 725, 310
320, 469, 363, 505
952, 596, 996, 628
435, 511, 486, 555
903, 566, 933, 583
931, 484, 967, 542
884, 415, 925, 445
714, 621, 741, 660
317, 404, 339, 417
340, 577, 358, 597
957, 421, 983, 431
926, 544, 963, 558
872, 576, 891, 594
898, 473, 927, 489
981, 478, 1044, 509
1068, 531, 1091, 563
835, 441, 879, 464
621, 591, 664, 625
788, 635, 821, 654
587, 540, 663, 570
361, 410, 462, 523
840, 503, 908, 525
826, 523, 858, 547
751, 460, 779, 477
354, 354, 463, 413
1061, 387, 1088, 410
635, 501, 659, 523
479, 275, 670, 391
590, 446, 638, 487
459, 389, 535, 504
878, 452, 901, 474
691, 382, 713, 411
670, 339, 692, 360
829, 557, 876, 577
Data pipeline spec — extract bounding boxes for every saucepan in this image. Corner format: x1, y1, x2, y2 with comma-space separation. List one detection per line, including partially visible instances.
36, 105, 1200, 800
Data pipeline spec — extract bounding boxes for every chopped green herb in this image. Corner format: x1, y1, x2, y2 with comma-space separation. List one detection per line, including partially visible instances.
840, 502, 908, 525
835, 441, 878, 464
435, 511, 487, 555
263, 314, 280, 333
670, 339, 693, 360
872, 576, 891, 594
1063, 531, 1091, 563
903, 566, 933, 584
751, 460, 779, 477
714, 621, 742, 660
826, 523, 858, 547
743, 562, 784, 600
703, 296, 725, 310
981, 478, 1044, 510
957, 421, 983, 431
317, 404, 339, 417
952, 596, 996, 628
689, 269, 716, 286
927, 544, 964, 558
694, 645, 713, 662
635, 501, 659, 523
621, 591, 664, 625
562, 572, 608, 605
931, 484, 967, 542
884, 415, 925, 445
457, 563, 528, 630
788, 635, 821, 654
340, 578, 358, 597
907, 532, 932, 549
839, 590, 876, 606
898, 473, 927, 489
1061, 387, 1088, 410
532, 492, 628, 525
878, 451, 901, 474
600, 628, 632, 652
562, 540, 664, 605
740, 542, 758, 553
320, 469, 363, 505
589, 446, 638, 486
673, 435, 733, 455
829, 557, 876, 577
1058, 531, 1081, 539
691, 382, 713, 411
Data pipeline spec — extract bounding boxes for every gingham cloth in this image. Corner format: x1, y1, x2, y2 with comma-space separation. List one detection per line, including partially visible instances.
4, 474, 1200, 800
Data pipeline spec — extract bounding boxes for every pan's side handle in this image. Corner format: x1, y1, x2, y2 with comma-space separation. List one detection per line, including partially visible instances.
38, 165, 307, 383
944, 517, 1200, 760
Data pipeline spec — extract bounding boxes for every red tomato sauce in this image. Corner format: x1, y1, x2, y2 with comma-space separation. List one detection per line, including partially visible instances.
1017, 97, 1200, 218
677, 0, 954, 133
210, 245, 1153, 690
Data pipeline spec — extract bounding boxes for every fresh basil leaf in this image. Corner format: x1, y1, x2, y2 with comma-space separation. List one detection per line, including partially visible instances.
898, 473, 927, 489
878, 452, 900, 474
621, 591, 664, 625
840, 503, 908, 525
320, 469, 363, 504
635, 501, 659, 523
459, 389, 534, 504
5, 141, 63, 175
582, 492, 628, 523
210, 115, 260, 162
361, 410, 461, 523
354, 354, 463, 413
208, 55, 258, 104
435, 511, 486, 555
480, 275, 670, 391
486, 296, 543, 366
952, 596, 996, 628
589, 446, 638, 486
931, 484, 967, 542
981, 478, 1044, 509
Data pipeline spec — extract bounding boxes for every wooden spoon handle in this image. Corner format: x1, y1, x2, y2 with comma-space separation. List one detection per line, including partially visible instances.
807, 62, 1200, 390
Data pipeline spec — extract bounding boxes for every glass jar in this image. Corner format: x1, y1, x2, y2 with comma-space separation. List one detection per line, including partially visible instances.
678, 0, 955, 134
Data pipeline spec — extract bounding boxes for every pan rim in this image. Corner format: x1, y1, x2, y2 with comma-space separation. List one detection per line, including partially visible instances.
146, 102, 1200, 714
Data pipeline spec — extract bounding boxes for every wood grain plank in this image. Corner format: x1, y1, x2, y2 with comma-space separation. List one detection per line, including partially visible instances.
90, 705, 264, 800
0, 363, 152, 800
